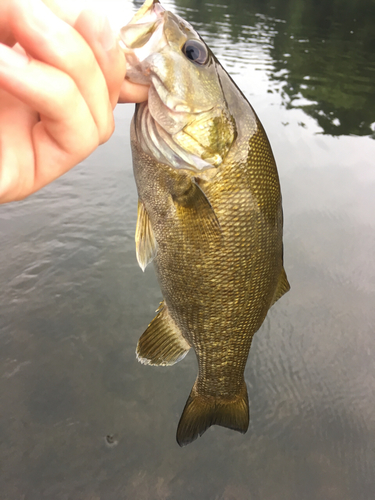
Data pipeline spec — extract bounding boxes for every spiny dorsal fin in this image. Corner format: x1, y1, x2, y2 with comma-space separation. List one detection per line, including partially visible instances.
176, 379, 249, 447
271, 267, 290, 307
136, 301, 191, 366
135, 200, 158, 271
173, 178, 221, 244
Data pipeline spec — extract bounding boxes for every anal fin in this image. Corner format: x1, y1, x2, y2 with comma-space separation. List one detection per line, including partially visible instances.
135, 200, 158, 271
137, 301, 191, 366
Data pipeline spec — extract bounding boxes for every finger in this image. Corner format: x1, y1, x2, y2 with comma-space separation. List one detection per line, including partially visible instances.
41, 0, 83, 26
1, 0, 83, 47
0, 0, 15, 47
119, 79, 150, 103
73, 9, 126, 110
0, 43, 98, 189
0, 43, 97, 153
74, 10, 150, 108
0, 87, 39, 202
9, 0, 114, 144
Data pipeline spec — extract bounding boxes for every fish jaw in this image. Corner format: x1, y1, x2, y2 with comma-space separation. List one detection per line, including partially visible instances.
119, 1, 166, 86
129, 0, 163, 25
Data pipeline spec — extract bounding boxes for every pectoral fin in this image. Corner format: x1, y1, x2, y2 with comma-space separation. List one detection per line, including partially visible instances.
173, 178, 221, 243
271, 266, 290, 306
136, 302, 191, 366
135, 200, 158, 271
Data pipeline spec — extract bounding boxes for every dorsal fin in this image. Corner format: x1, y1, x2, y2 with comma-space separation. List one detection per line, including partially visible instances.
271, 267, 290, 307
135, 200, 158, 271
137, 302, 191, 366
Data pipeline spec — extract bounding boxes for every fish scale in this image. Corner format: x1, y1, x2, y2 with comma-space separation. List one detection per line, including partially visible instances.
121, 0, 290, 446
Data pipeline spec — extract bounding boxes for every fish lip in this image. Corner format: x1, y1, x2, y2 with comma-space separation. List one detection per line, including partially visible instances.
119, 0, 165, 56
129, 0, 165, 25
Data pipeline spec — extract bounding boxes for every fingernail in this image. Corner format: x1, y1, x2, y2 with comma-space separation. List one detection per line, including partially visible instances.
0, 44, 29, 68
100, 17, 116, 51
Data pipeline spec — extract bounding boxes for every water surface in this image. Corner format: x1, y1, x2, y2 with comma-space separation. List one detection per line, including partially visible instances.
1, 0, 375, 498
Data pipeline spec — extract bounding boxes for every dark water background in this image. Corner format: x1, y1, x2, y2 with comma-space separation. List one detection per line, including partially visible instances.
1, 0, 375, 498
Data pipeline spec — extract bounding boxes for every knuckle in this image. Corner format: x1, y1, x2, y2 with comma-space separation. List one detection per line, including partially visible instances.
53, 75, 79, 116
98, 107, 115, 145
0, 157, 31, 203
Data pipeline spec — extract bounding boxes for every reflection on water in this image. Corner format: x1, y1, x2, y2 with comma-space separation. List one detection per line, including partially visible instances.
174, 0, 375, 138
1, 0, 375, 498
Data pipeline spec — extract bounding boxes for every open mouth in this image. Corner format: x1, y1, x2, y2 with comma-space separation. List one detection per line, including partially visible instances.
119, 0, 166, 58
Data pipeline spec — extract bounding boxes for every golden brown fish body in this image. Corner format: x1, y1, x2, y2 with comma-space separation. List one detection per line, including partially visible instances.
120, 0, 289, 446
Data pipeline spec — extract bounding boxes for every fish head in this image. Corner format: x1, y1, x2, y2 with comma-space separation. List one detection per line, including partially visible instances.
120, 0, 236, 170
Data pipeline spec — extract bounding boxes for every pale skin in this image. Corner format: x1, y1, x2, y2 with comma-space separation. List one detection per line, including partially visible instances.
0, 0, 149, 204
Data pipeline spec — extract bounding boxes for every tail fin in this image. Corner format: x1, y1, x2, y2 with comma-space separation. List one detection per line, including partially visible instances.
176, 380, 249, 447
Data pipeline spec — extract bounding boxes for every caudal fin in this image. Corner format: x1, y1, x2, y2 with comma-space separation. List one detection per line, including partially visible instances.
176, 380, 249, 447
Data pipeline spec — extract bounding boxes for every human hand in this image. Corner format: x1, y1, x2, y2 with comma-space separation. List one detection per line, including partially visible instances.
0, 0, 149, 203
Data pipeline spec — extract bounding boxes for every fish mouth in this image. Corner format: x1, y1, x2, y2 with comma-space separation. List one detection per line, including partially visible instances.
119, 0, 165, 58
130, 0, 164, 25
119, 1, 166, 88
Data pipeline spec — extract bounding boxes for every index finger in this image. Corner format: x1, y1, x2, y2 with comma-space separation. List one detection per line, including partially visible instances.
42, 0, 83, 25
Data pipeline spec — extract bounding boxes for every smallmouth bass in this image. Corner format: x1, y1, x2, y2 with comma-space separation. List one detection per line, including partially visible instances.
120, 0, 290, 446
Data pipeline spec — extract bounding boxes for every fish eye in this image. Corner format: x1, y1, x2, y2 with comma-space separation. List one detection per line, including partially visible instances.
182, 39, 209, 65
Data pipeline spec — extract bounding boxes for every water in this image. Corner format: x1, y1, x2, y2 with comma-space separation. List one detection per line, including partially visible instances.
1, 0, 375, 498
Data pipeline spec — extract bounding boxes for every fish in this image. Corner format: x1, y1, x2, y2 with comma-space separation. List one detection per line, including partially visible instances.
120, 0, 290, 446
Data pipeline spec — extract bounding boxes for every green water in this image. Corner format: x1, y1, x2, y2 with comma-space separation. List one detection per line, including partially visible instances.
1, 0, 374, 498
